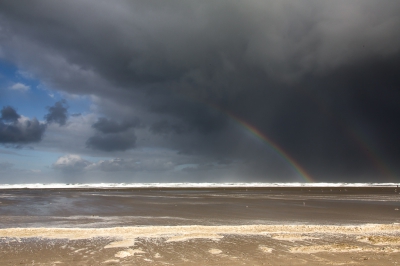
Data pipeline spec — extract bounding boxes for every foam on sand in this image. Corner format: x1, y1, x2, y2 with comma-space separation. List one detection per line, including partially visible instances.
259, 245, 273, 253
114, 248, 145, 258
290, 243, 400, 253
208, 248, 222, 254
104, 239, 136, 248
270, 233, 319, 242
357, 235, 400, 245
0, 224, 399, 241
166, 233, 223, 242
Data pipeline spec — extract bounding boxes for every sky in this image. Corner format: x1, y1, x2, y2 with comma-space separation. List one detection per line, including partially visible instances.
0, 0, 399, 183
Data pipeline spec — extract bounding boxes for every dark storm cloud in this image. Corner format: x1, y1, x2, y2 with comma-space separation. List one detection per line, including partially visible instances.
1, 106, 20, 122
45, 100, 68, 126
0, 106, 46, 144
4, 0, 399, 97
86, 116, 140, 151
150, 120, 190, 135
0, 0, 400, 179
181, 161, 231, 172
86, 133, 136, 152
92, 117, 141, 134
264, 54, 400, 179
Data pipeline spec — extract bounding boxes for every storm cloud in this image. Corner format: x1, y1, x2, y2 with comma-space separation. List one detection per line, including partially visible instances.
92, 117, 141, 134
0, 106, 46, 144
86, 133, 137, 152
0, 0, 399, 180
45, 100, 69, 126
1, 106, 20, 122
85, 116, 140, 152
150, 120, 191, 135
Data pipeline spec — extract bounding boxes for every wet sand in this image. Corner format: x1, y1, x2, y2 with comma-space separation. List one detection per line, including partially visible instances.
0, 187, 399, 265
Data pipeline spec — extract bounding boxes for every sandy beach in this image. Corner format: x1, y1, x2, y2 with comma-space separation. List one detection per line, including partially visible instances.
1, 186, 399, 265
2, 0, 400, 263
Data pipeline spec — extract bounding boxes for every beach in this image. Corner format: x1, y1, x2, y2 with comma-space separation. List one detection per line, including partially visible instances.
0, 185, 399, 265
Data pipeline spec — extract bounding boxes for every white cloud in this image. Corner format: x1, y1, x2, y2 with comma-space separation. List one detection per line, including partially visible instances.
52, 154, 92, 172
10, 82, 30, 92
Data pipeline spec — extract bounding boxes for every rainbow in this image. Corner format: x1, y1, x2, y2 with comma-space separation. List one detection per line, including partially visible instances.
222, 110, 314, 182
186, 98, 314, 182
206, 101, 314, 182
347, 126, 396, 181
300, 90, 397, 181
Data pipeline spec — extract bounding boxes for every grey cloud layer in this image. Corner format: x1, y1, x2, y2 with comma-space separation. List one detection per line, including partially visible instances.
1, 0, 399, 180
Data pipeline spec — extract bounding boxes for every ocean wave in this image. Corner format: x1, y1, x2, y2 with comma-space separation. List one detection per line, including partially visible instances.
0, 182, 398, 189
